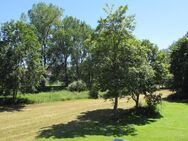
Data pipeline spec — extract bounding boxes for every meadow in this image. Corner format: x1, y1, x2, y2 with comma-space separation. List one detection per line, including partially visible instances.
18, 90, 89, 104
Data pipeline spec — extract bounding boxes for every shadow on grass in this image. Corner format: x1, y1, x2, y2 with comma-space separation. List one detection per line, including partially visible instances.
37, 107, 162, 139
163, 93, 188, 104
0, 97, 34, 112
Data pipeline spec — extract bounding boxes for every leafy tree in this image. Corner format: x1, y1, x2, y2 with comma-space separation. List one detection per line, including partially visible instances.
170, 36, 188, 97
0, 41, 8, 96
91, 5, 135, 114
0, 21, 43, 101
155, 49, 172, 88
48, 16, 92, 86
126, 41, 155, 108
141, 39, 158, 67
69, 18, 92, 81
80, 54, 95, 90
141, 40, 172, 88
48, 17, 73, 86
28, 2, 63, 67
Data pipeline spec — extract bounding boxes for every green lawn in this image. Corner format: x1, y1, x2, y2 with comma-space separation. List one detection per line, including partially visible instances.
18, 90, 89, 104
1, 90, 188, 141
36, 101, 188, 141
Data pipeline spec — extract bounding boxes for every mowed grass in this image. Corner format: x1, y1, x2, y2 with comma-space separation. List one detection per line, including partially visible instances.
18, 90, 89, 104
35, 100, 188, 141
0, 90, 188, 141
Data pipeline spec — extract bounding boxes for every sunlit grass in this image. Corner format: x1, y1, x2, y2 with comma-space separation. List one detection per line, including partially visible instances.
18, 90, 89, 104
1, 90, 187, 141
35, 101, 188, 141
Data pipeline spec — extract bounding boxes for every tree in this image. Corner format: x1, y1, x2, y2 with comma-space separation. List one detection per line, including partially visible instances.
91, 5, 135, 114
141, 40, 158, 67
170, 36, 188, 97
155, 49, 172, 88
28, 2, 63, 67
48, 16, 92, 86
0, 21, 43, 101
126, 40, 155, 108
141, 39, 172, 88
69, 18, 92, 81
48, 17, 73, 86
80, 53, 95, 90
0, 41, 8, 96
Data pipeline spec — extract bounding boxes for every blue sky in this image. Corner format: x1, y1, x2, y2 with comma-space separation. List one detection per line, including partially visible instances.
0, 0, 188, 49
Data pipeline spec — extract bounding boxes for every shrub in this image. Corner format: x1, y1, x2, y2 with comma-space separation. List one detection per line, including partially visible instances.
89, 87, 99, 99
68, 80, 87, 92
145, 93, 162, 111
37, 77, 47, 91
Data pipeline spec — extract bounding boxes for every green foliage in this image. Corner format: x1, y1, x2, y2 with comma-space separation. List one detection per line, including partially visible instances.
128, 61, 156, 108
89, 86, 99, 99
69, 18, 93, 81
0, 21, 44, 100
90, 5, 135, 112
141, 39, 158, 67
141, 40, 172, 88
48, 16, 93, 86
28, 2, 63, 67
170, 36, 188, 96
155, 50, 172, 87
145, 93, 162, 111
0, 2, 174, 110
47, 17, 73, 86
122, 40, 156, 108
68, 80, 87, 92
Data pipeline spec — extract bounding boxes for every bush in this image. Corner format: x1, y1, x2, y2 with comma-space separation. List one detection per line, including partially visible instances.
145, 93, 162, 111
37, 77, 47, 91
68, 80, 87, 92
89, 87, 99, 99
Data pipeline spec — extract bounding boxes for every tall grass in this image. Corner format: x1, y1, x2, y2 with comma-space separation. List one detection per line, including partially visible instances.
18, 90, 89, 104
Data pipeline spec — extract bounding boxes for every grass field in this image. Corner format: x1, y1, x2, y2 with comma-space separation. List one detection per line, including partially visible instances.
0, 90, 188, 141
17, 90, 89, 104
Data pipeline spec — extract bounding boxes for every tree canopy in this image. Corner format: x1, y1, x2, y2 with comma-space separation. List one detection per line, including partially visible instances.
0, 2, 177, 111
0, 21, 43, 100
89, 5, 140, 113
28, 2, 63, 67
170, 36, 188, 97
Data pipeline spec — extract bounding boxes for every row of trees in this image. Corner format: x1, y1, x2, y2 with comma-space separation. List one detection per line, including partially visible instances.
170, 33, 188, 98
0, 3, 176, 112
0, 3, 93, 100
0, 21, 43, 100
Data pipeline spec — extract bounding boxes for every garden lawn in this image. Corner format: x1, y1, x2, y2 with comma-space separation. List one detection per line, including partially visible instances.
35, 100, 188, 141
0, 90, 187, 141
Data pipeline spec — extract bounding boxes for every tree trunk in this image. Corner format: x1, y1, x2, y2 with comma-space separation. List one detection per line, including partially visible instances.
135, 94, 140, 109
113, 96, 118, 115
41, 38, 47, 67
88, 63, 92, 90
43, 44, 47, 67
64, 56, 68, 87
76, 61, 79, 80
12, 89, 17, 103
132, 94, 140, 109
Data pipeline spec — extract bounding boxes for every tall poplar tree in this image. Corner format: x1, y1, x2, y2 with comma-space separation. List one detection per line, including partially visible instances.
28, 2, 63, 67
